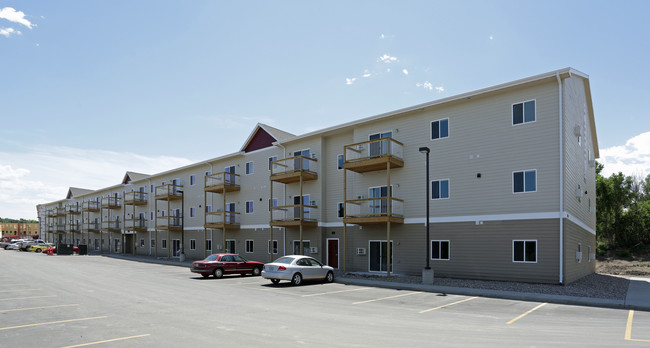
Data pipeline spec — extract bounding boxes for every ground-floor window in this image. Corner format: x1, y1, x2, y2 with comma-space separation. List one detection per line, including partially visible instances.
369, 240, 393, 272
268, 240, 278, 254
206, 239, 212, 251
431, 240, 450, 260
293, 240, 310, 255
513, 240, 536, 263
245, 240, 254, 253
140, 239, 145, 247
190, 239, 196, 250
162, 239, 167, 249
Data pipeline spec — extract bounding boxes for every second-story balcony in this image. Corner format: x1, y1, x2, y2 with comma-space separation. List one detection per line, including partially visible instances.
270, 156, 318, 184
124, 218, 148, 232
67, 222, 81, 232
205, 211, 241, 230
55, 223, 66, 232
205, 172, 240, 193
270, 204, 318, 227
83, 222, 100, 233
67, 204, 81, 215
55, 207, 66, 217
101, 220, 121, 232
48, 209, 57, 218
155, 184, 183, 201
124, 191, 148, 206
47, 224, 55, 232
343, 197, 404, 225
101, 197, 121, 210
156, 215, 183, 231
344, 137, 404, 173
82, 201, 100, 212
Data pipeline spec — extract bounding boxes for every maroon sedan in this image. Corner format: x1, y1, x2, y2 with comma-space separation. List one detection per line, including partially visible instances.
191, 253, 264, 279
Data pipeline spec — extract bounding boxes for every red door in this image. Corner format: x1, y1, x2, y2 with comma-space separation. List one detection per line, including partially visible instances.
327, 239, 339, 269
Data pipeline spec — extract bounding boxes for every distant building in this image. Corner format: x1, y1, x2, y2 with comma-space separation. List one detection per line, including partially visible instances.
1, 222, 40, 239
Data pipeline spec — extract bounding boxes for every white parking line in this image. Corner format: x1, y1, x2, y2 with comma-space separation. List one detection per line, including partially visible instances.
0, 295, 56, 301
0, 288, 41, 293
353, 291, 422, 305
0, 304, 79, 313
419, 296, 478, 313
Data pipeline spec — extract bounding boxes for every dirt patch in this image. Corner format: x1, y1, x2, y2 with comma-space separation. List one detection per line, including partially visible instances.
597, 258, 650, 278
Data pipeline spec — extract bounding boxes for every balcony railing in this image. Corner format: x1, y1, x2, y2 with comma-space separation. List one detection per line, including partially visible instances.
55, 207, 66, 216
83, 222, 100, 232
205, 172, 241, 193
270, 156, 318, 184
101, 220, 121, 232
67, 222, 81, 232
124, 191, 148, 206
344, 138, 404, 173
67, 204, 81, 214
47, 210, 57, 217
155, 184, 183, 201
270, 204, 318, 227
343, 197, 404, 224
156, 215, 183, 231
101, 197, 121, 209
47, 224, 55, 232
55, 223, 66, 232
82, 201, 100, 212
205, 211, 241, 229
124, 218, 148, 232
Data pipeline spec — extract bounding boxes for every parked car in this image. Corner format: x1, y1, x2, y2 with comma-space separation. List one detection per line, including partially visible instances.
1, 239, 22, 250
190, 253, 265, 279
42, 245, 79, 254
29, 243, 53, 253
6, 242, 21, 250
262, 255, 334, 285
20, 240, 46, 251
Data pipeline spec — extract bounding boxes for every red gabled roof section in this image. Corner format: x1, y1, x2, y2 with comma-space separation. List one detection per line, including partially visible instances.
242, 127, 278, 153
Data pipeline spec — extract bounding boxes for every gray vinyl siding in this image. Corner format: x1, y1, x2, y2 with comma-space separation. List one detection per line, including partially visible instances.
563, 220, 596, 283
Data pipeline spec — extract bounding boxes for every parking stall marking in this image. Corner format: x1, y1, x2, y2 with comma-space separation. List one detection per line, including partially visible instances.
302, 287, 370, 297
0, 316, 108, 331
353, 291, 423, 305
0, 295, 57, 301
0, 288, 41, 293
625, 310, 650, 342
419, 296, 478, 314
0, 304, 79, 313
506, 303, 547, 325
60, 334, 151, 348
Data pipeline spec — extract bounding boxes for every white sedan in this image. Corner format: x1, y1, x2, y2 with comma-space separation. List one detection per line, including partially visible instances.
262, 255, 334, 285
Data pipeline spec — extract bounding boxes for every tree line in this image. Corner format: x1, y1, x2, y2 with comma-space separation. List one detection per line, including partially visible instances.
0, 218, 39, 223
596, 162, 650, 251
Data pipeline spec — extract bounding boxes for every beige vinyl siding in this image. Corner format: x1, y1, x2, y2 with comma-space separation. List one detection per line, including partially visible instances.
563, 220, 596, 283
321, 132, 353, 222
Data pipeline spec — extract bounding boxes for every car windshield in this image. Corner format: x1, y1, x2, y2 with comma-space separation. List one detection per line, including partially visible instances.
273, 256, 296, 264
204, 255, 219, 261
232, 255, 247, 262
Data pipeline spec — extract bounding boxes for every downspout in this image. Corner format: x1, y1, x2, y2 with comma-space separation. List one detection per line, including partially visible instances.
557, 72, 564, 284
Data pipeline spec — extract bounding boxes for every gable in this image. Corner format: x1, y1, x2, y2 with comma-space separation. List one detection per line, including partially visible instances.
243, 127, 277, 153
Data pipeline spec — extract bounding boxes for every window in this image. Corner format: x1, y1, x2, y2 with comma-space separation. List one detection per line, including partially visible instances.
140, 239, 145, 247
246, 201, 254, 214
513, 170, 537, 193
205, 205, 212, 213
513, 240, 537, 263
431, 240, 450, 260
337, 154, 344, 170
205, 171, 211, 177
512, 100, 536, 125
431, 179, 450, 199
268, 156, 278, 171
245, 161, 254, 175
190, 239, 196, 250
246, 240, 254, 253
268, 240, 278, 254
293, 240, 310, 255
206, 239, 212, 251
431, 119, 449, 140
268, 198, 278, 212
337, 202, 345, 218
151, 239, 155, 248
151, 211, 154, 220
162, 239, 167, 249
190, 207, 196, 218
190, 175, 196, 186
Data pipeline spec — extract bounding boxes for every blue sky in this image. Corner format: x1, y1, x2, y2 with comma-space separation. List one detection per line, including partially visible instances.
1, 0, 650, 219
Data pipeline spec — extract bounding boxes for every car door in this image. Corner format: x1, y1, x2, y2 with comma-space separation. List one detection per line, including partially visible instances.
300, 258, 320, 279
307, 258, 327, 279
220, 255, 236, 274
232, 255, 248, 273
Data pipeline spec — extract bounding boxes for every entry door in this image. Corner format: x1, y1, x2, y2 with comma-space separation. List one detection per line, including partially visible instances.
225, 203, 235, 224
172, 239, 181, 257
225, 166, 235, 185
369, 186, 391, 215
369, 241, 393, 272
225, 240, 236, 253
327, 239, 339, 269
293, 149, 311, 170
369, 132, 392, 157
293, 195, 310, 220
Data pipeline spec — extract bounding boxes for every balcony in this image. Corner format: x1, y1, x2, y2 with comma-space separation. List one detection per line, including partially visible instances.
270, 204, 318, 227
205, 172, 241, 193
67, 204, 81, 215
156, 215, 183, 231
82, 201, 100, 212
124, 218, 148, 232
83, 222, 100, 233
101, 197, 121, 209
343, 197, 404, 225
47, 210, 57, 218
101, 220, 121, 232
155, 184, 183, 201
47, 225, 55, 232
55, 207, 66, 217
270, 156, 318, 184
67, 222, 81, 232
55, 223, 66, 232
124, 191, 148, 206
344, 138, 404, 173
205, 211, 241, 230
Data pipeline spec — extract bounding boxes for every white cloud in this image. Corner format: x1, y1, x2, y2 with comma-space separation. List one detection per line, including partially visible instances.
435, 86, 444, 92
0, 145, 193, 219
416, 81, 433, 90
0, 27, 20, 37
402, 69, 408, 75
489, 35, 494, 40
599, 132, 650, 177
0, 7, 33, 29
380, 34, 385, 39
378, 54, 398, 63
346, 77, 357, 85
363, 70, 371, 78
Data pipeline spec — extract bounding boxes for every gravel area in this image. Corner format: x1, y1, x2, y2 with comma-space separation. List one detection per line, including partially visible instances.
339, 272, 630, 300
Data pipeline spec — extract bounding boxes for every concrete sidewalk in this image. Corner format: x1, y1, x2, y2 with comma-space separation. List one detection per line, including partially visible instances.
102, 253, 650, 311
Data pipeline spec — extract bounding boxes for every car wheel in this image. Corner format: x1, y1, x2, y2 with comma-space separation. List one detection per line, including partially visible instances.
213, 268, 224, 279
325, 271, 334, 283
252, 267, 261, 276
291, 273, 303, 286
271, 279, 280, 285
201, 274, 210, 279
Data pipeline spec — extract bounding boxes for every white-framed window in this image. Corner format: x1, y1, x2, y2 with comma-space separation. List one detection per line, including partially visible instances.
513, 170, 537, 193
431, 179, 450, 199
512, 100, 536, 125
206, 239, 212, 251
245, 161, 254, 175
190, 239, 196, 250
245, 240, 254, 253
268, 240, 278, 254
337, 154, 344, 170
206, 205, 212, 213
140, 239, 145, 247
245, 201, 254, 214
162, 239, 167, 249
190, 207, 196, 218
268, 156, 278, 171
513, 240, 537, 263
190, 175, 196, 186
337, 202, 344, 218
431, 118, 449, 140
268, 198, 278, 212
431, 240, 450, 260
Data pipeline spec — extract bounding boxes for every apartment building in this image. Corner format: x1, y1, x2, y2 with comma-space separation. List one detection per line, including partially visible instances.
37, 67, 598, 284
1, 222, 40, 239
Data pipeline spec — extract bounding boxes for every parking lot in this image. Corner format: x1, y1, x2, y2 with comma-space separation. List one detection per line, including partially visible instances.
1, 250, 649, 347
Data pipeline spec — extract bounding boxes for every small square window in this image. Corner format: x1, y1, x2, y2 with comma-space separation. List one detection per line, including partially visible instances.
513, 170, 536, 193
513, 100, 536, 125
190, 175, 196, 186
246, 161, 254, 175
431, 240, 450, 260
431, 179, 450, 199
431, 119, 449, 140
246, 201, 254, 214
190, 207, 196, 217
513, 240, 536, 263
